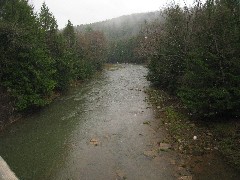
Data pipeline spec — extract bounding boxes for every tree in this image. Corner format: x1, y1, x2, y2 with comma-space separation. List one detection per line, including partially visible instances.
147, 5, 188, 92
0, 0, 55, 110
178, 0, 240, 116
63, 20, 76, 49
39, 2, 58, 56
39, 3, 71, 90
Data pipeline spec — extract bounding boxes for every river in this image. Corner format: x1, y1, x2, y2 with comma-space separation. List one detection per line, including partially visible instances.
0, 64, 239, 180
0, 65, 177, 179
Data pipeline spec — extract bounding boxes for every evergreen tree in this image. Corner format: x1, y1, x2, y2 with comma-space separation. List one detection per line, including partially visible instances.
0, 0, 108, 113
39, 3, 71, 90
63, 20, 76, 49
39, 2, 58, 56
178, 0, 240, 116
0, 0, 55, 110
61, 20, 79, 80
144, 0, 240, 117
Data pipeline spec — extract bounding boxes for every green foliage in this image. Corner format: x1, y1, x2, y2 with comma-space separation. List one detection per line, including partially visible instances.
63, 20, 76, 49
146, 5, 188, 93
0, 1, 107, 112
0, 0, 55, 110
39, 5, 73, 90
145, 0, 240, 117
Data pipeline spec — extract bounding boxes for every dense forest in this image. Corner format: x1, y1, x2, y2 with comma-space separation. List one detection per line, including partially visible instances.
0, 0, 239, 124
0, 0, 107, 126
140, 0, 240, 117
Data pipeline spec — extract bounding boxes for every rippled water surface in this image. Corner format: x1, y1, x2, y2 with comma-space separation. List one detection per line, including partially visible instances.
0, 64, 239, 180
0, 65, 175, 179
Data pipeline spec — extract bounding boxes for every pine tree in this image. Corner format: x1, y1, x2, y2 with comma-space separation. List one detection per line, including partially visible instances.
144, 0, 240, 117
0, 0, 55, 110
39, 2, 59, 56
63, 20, 76, 49
39, 3, 71, 90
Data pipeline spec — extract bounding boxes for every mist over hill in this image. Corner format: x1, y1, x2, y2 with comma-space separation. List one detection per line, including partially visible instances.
75, 11, 162, 41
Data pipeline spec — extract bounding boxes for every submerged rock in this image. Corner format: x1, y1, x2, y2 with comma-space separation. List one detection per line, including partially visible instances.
159, 143, 171, 151
178, 176, 192, 180
143, 150, 158, 158
90, 138, 99, 146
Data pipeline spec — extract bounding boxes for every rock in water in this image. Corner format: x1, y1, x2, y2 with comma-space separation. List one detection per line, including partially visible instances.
159, 143, 171, 151
90, 138, 99, 146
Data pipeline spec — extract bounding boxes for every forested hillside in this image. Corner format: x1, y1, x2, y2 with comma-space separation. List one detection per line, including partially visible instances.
76, 11, 160, 41
76, 11, 162, 63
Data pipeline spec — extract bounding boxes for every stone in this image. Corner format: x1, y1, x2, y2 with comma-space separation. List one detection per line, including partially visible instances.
143, 150, 158, 158
143, 121, 150, 125
178, 176, 193, 180
90, 138, 99, 146
116, 170, 126, 179
159, 143, 171, 151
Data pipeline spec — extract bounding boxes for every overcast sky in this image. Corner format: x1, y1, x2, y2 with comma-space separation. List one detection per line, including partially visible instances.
29, 0, 197, 28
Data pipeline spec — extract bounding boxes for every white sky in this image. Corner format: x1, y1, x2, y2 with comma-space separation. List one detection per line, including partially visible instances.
29, 0, 197, 28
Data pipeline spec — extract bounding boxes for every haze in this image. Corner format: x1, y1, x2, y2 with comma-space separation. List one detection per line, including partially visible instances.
29, 0, 197, 28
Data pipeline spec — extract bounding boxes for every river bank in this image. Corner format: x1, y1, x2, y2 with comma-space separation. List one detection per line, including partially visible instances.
0, 78, 89, 132
147, 87, 240, 179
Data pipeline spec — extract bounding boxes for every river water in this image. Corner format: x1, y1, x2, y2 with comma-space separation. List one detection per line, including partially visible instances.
0, 64, 239, 180
0, 65, 176, 179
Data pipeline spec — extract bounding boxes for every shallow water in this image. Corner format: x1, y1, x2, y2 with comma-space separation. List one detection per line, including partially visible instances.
0, 65, 175, 179
0, 64, 239, 180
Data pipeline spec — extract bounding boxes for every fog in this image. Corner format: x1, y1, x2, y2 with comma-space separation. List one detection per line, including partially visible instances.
29, 0, 197, 28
